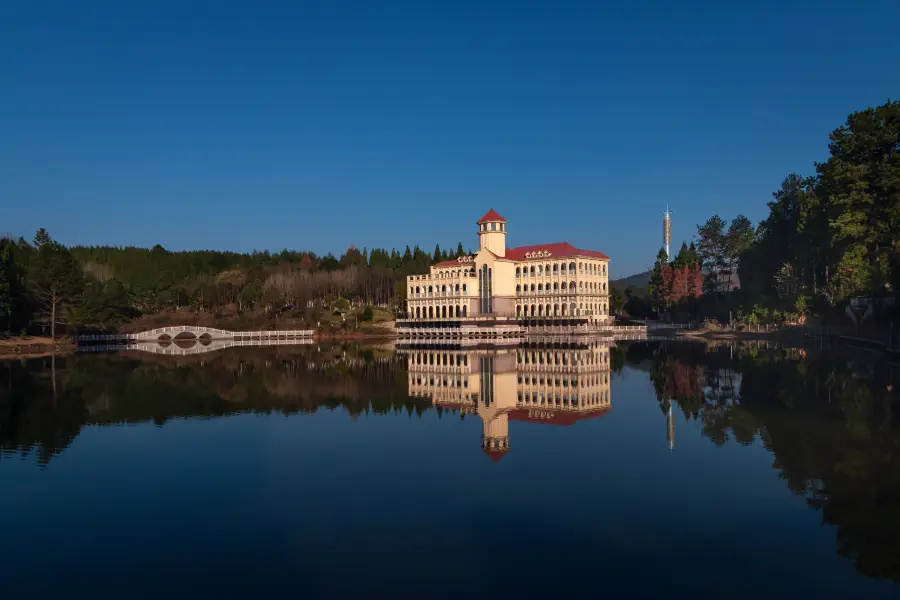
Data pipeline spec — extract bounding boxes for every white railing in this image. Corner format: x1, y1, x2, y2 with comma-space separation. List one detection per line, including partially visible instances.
76, 327, 314, 343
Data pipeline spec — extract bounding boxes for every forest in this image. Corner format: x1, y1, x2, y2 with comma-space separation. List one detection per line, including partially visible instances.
0, 227, 468, 337
625, 99, 899, 325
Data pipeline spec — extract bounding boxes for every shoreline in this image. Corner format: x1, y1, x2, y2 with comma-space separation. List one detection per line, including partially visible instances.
0, 336, 76, 359
676, 328, 804, 342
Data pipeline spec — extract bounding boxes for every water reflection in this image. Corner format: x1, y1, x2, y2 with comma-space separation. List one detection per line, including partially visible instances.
1, 341, 900, 586
639, 341, 900, 581
401, 342, 612, 460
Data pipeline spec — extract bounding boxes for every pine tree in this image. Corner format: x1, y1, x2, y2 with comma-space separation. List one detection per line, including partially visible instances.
28, 230, 85, 340
433, 244, 442, 263
456, 242, 465, 258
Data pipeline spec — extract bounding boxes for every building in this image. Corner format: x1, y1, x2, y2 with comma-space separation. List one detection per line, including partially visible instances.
403, 343, 612, 461
405, 210, 612, 326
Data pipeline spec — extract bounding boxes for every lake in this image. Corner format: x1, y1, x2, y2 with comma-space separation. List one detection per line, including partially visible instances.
1, 340, 899, 598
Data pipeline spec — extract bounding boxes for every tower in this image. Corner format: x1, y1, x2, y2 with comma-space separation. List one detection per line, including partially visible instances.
663, 206, 673, 259
477, 209, 507, 257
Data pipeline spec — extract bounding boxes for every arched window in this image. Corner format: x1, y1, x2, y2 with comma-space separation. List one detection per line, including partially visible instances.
416, 306, 421, 319
579, 281, 583, 289
428, 285, 433, 294
530, 304, 536, 316
537, 265, 543, 276
530, 265, 535, 276
455, 283, 460, 293
579, 262, 583, 271
603, 282, 607, 292
545, 304, 551, 316
562, 303, 568, 316
570, 302, 576, 316
569, 262, 576, 272
516, 305, 522, 317
462, 284, 467, 292
462, 305, 467, 317
441, 284, 446, 293
456, 305, 461, 317
516, 284, 521, 295
560, 280, 566, 292
602, 264, 607, 275
441, 305, 447, 318
515, 267, 520, 278
569, 281, 576, 291
428, 306, 434, 318
553, 264, 559, 273
530, 284, 535, 293
553, 282, 558, 292
538, 283, 543, 292
553, 304, 559, 316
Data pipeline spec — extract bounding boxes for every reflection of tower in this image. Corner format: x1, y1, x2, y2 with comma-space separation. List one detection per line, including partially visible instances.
663, 206, 673, 259
478, 355, 509, 462
666, 402, 675, 451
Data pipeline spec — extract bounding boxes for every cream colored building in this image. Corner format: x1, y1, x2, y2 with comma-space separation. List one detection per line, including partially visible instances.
406, 210, 612, 324
404, 343, 612, 462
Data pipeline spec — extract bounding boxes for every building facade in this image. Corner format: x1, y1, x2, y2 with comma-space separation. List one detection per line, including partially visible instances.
406, 210, 612, 324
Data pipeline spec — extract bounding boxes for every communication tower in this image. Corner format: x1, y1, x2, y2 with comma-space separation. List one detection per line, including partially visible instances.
663, 206, 673, 258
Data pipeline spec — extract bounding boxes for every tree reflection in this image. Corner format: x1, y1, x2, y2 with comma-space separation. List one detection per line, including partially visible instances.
640, 341, 900, 581
0, 345, 430, 465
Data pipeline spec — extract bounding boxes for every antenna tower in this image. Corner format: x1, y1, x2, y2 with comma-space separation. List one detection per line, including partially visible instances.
663, 206, 673, 259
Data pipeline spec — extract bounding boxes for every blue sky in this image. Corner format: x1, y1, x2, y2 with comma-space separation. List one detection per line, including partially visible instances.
2, 0, 898, 277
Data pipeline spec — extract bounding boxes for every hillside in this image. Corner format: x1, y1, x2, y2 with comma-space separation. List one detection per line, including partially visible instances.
611, 270, 650, 290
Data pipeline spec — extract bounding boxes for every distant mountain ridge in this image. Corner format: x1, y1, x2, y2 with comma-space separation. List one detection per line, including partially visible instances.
611, 270, 650, 290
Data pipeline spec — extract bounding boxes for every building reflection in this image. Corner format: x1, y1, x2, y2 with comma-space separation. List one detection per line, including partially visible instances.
402, 342, 612, 461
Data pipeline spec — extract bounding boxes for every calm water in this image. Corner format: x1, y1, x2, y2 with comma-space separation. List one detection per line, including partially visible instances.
2, 340, 899, 598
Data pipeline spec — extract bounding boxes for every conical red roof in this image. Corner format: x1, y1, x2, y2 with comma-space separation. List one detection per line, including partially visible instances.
477, 209, 506, 223
482, 448, 508, 463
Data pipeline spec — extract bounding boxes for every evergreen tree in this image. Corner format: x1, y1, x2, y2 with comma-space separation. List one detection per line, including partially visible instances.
28, 231, 85, 339
433, 244, 442, 263
817, 100, 900, 299
0, 239, 16, 332
648, 248, 669, 315
456, 242, 465, 258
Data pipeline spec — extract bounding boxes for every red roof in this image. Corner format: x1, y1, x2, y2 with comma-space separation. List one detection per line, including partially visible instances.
482, 448, 509, 463
433, 256, 475, 268
505, 242, 609, 261
477, 209, 506, 223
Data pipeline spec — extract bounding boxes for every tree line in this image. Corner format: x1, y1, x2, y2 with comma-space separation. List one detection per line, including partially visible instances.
0, 228, 470, 337
622, 99, 898, 324
698, 99, 899, 321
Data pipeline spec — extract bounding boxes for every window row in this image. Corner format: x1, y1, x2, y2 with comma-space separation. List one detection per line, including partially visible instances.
517, 350, 609, 366
516, 373, 610, 387
410, 284, 468, 296
516, 390, 610, 407
516, 281, 607, 295
515, 303, 608, 317
413, 376, 470, 388
411, 353, 469, 366
414, 305, 468, 319
515, 262, 607, 277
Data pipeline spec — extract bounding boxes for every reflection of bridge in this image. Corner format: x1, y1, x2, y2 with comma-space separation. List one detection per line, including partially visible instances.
78, 337, 315, 356
76, 326, 314, 343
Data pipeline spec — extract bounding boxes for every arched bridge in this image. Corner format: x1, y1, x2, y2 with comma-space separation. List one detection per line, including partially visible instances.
78, 336, 315, 356
76, 326, 314, 343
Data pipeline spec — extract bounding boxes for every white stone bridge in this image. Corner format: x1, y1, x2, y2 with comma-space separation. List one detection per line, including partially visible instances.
76, 326, 314, 343
78, 336, 315, 356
